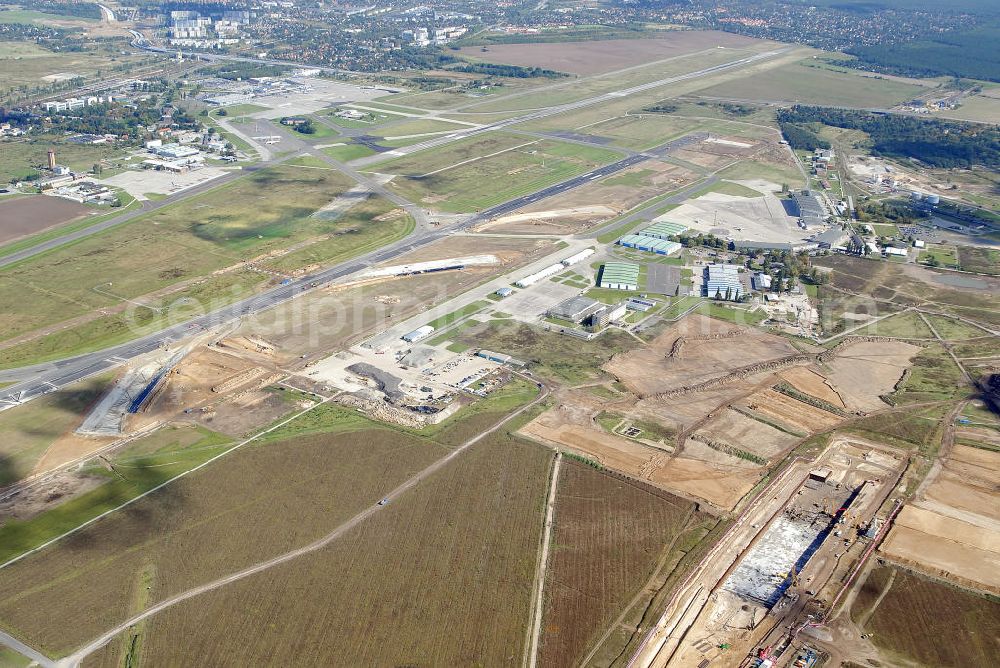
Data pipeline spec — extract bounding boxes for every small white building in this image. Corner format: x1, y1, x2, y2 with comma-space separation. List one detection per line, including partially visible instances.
402, 325, 435, 343
913, 239, 926, 248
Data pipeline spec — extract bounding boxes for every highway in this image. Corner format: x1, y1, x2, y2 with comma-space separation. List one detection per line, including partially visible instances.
0, 47, 791, 408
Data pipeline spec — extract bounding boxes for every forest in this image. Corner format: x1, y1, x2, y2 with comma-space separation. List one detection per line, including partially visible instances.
451, 63, 566, 79
777, 106, 1000, 168
848, 23, 1000, 82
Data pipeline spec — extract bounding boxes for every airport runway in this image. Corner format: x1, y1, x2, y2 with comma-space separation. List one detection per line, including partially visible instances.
0, 49, 791, 408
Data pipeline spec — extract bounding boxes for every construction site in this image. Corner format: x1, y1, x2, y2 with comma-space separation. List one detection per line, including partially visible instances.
630, 437, 906, 668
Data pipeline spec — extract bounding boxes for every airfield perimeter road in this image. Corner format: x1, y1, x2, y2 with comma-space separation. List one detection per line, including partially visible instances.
0, 47, 790, 409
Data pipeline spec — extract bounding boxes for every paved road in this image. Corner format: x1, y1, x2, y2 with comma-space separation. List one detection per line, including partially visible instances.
54, 376, 549, 668
0, 630, 55, 668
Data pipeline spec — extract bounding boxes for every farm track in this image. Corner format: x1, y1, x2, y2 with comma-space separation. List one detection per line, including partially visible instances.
49, 377, 549, 667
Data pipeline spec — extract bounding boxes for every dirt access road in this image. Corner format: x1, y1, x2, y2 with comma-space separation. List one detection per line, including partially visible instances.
0, 377, 549, 667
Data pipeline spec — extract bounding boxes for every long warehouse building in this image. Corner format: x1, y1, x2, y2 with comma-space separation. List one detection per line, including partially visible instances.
618, 234, 682, 256
515, 263, 565, 288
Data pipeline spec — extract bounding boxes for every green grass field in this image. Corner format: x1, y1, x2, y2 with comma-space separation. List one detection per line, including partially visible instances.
0, 139, 124, 183
0, 165, 419, 367
321, 143, 377, 162
695, 58, 925, 108
378, 132, 623, 212
0, 374, 112, 486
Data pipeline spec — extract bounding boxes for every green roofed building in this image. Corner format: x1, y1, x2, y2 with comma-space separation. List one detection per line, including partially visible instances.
599, 262, 640, 291
638, 220, 688, 239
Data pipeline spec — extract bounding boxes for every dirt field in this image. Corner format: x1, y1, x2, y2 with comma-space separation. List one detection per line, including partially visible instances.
744, 388, 843, 433
648, 447, 760, 510
881, 503, 1000, 594
852, 565, 1000, 668
693, 407, 800, 459
778, 366, 846, 408
538, 461, 703, 667
458, 31, 767, 75
822, 340, 922, 411
604, 314, 800, 397
0, 195, 91, 244
520, 417, 759, 510
87, 431, 552, 667
924, 445, 1000, 522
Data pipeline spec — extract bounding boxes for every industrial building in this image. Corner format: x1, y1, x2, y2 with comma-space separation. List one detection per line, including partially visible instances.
515, 263, 564, 288
636, 220, 688, 239
617, 234, 682, 256
547, 296, 602, 323
495, 287, 513, 298
149, 143, 200, 160
401, 325, 435, 343
883, 246, 908, 258
587, 302, 628, 330
752, 272, 772, 291
561, 248, 595, 266
705, 264, 743, 300
599, 262, 640, 291
625, 297, 656, 312
792, 190, 827, 228
476, 350, 525, 367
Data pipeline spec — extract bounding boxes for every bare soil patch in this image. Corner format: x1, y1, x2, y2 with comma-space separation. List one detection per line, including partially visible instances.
881, 505, 1000, 594
778, 366, 846, 408
646, 448, 760, 510
0, 195, 90, 244
745, 388, 843, 433
694, 407, 799, 459
604, 314, 799, 397
458, 31, 763, 75
822, 340, 922, 411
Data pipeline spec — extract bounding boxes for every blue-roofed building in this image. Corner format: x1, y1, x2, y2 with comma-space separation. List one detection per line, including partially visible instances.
705, 264, 743, 301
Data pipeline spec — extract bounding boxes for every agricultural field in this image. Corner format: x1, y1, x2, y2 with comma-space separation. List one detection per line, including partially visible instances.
379, 132, 623, 212
0, 424, 234, 565
0, 195, 91, 245
695, 58, 925, 108
106, 432, 549, 667
0, 381, 544, 660
0, 425, 445, 655
538, 461, 711, 667
851, 565, 1000, 668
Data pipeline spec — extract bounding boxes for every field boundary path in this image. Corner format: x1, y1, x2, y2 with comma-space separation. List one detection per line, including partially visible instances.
22, 379, 549, 667
525, 451, 562, 668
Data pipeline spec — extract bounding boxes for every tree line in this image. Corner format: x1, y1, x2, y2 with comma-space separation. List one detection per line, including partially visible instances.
778, 106, 1000, 169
